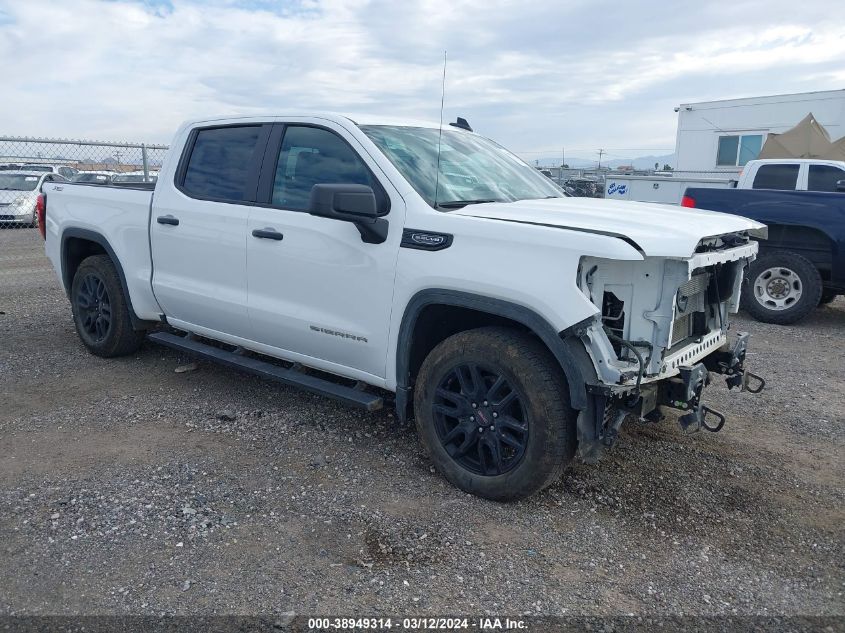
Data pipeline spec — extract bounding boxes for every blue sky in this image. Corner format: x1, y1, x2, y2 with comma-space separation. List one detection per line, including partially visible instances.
1, 0, 843, 164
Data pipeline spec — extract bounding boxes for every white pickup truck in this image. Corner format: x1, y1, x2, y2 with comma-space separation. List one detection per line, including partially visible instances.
604, 158, 845, 205
40, 113, 766, 500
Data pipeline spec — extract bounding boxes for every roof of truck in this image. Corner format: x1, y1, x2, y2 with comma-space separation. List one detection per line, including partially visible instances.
185, 112, 460, 131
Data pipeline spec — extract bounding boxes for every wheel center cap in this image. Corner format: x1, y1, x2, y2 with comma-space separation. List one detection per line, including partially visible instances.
767, 279, 789, 298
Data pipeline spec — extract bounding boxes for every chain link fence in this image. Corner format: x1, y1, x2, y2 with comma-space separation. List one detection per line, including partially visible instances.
0, 137, 169, 230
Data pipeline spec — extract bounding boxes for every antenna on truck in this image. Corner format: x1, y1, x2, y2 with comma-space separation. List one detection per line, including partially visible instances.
433, 50, 447, 209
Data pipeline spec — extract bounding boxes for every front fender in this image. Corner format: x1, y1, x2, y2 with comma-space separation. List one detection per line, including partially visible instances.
394, 289, 597, 422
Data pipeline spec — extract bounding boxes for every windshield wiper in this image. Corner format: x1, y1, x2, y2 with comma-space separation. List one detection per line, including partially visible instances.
436, 199, 498, 209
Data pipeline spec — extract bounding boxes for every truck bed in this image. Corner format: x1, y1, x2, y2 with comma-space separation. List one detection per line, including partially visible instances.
43, 181, 162, 320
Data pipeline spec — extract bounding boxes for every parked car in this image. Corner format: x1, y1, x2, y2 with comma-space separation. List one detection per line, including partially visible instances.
606, 159, 845, 205
564, 177, 603, 198
41, 113, 766, 500
112, 170, 158, 184
0, 170, 66, 226
72, 171, 115, 184
683, 160, 845, 323
21, 163, 79, 180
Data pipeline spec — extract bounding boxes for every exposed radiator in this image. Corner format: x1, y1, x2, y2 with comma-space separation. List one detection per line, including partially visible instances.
671, 312, 692, 346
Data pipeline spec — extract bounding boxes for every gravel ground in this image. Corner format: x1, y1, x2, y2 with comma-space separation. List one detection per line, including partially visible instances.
1, 228, 843, 617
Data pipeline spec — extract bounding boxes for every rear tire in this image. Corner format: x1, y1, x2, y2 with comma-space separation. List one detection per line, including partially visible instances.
71, 255, 145, 357
742, 250, 822, 325
413, 326, 576, 501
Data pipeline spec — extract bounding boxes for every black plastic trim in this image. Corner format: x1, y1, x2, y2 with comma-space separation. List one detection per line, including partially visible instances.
394, 289, 590, 421
148, 331, 383, 411
60, 227, 156, 330
400, 229, 453, 251
252, 228, 284, 240
51, 181, 155, 192
255, 123, 286, 205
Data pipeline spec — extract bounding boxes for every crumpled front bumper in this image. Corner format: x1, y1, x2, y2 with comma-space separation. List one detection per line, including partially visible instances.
668, 331, 766, 432
578, 331, 765, 462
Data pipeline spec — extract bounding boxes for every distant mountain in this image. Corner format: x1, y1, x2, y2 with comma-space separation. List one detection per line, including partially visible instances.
534, 153, 676, 169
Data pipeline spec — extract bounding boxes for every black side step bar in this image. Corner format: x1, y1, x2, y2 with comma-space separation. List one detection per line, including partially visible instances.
147, 331, 383, 412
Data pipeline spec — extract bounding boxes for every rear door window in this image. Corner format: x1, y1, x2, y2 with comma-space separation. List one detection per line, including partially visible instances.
181, 126, 263, 202
807, 164, 845, 192
752, 164, 799, 190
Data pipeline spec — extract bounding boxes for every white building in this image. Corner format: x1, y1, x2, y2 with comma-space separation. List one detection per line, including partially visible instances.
673, 89, 845, 173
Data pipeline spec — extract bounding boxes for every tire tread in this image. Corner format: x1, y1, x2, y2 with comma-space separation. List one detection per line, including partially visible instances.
71, 255, 145, 357
742, 250, 822, 325
414, 326, 576, 501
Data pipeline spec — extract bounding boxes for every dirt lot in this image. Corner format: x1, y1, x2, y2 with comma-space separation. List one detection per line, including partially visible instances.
1, 228, 843, 618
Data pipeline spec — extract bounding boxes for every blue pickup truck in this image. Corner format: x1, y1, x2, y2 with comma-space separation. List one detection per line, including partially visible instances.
683, 164, 845, 324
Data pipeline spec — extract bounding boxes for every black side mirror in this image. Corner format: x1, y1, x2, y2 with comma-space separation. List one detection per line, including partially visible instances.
309, 184, 388, 244
835, 179, 845, 192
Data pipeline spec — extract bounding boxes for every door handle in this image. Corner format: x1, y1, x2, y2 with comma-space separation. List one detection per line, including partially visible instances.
252, 228, 284, 241
157, 215, 179, 226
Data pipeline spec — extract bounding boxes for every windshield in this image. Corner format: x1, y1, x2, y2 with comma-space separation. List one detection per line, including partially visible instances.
22, 165, 52, 172
0, 174, 40, 191
360, 125, 563, 208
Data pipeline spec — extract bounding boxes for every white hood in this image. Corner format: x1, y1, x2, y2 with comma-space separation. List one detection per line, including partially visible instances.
451, 197, 766, 257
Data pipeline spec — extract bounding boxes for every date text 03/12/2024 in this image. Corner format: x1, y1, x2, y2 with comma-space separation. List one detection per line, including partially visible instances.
307, 617, 528, 630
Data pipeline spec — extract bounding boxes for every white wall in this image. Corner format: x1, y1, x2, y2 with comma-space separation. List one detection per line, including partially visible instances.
673, 90, 845, 173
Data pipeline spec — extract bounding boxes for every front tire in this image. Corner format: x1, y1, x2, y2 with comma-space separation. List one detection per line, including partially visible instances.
414, 327, 576, 501
71, 255, 145, 357
742, 250, 822, 325
819, 289, 838, 305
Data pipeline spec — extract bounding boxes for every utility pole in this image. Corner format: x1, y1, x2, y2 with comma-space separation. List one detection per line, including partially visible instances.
597, 148, 605, 169
560, 147, 565, 185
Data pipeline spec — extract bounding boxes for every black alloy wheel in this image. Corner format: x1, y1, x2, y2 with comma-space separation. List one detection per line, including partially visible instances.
76, 273, 113, 342
70, 254, 145, 357
414, 326, 577, 501
433, 363, 528, 476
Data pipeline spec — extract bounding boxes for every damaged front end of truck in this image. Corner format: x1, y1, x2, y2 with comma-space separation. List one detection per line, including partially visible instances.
573, 230, 767, 462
